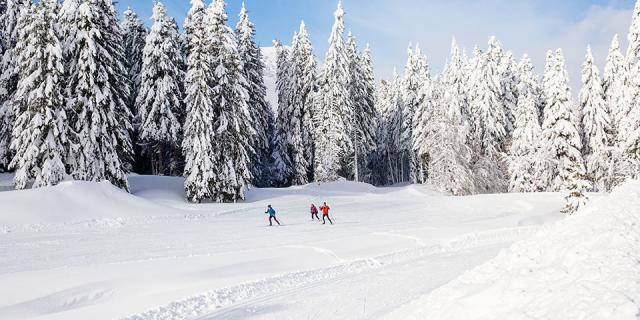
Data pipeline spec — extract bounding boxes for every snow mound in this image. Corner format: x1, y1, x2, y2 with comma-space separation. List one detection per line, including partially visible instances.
0, 179, 177, 227
388, 181, 640, 320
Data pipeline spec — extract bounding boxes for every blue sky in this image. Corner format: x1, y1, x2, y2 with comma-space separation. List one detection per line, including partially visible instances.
116, 0, 637, 89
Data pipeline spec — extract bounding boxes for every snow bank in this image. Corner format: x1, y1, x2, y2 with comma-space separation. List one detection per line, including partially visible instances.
0, 179, 177, 227
389, 181, 640, 320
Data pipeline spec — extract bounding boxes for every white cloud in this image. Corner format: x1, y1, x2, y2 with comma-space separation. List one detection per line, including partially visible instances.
342, 0, 633, 91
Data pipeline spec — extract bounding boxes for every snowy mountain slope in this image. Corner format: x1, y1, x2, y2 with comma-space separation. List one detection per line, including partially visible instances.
261, 46, 278, 112
0, 175, 567, 320
385, 181, 640, 320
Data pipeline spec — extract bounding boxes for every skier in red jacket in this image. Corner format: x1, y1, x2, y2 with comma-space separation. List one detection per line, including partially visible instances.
319, 202, 333, 225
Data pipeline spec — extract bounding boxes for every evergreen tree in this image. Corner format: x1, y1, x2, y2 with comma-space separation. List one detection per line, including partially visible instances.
508, 91, 541, 193
346, 34, 376, 183
540, 49, 590, 213
0, 0, 30, 171
468, 38, 508, 193
627, 0, 640, 66
279, 21, 318, 185
136, 2, 184, 176
314, 1, 351, 182
370, 79, 392, 186
402, 44, 429, 184
357, 44, 378, 183
236, 3, 274, 187
62, 0, 133, 190
603, 35, 628, 142
272, 39, 293, 186
204, 0, 252, 201
580, 46, 614, 191
121, 7, 147, 115
182, 0, 216, 202
10, 0, 68, 189
426, 78, 475, 195
517, 54, 544, 126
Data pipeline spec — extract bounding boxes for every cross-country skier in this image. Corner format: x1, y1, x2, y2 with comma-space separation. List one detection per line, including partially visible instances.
319, 202, 333, 225
265, 205, 281, 226
310, 204, 320, 221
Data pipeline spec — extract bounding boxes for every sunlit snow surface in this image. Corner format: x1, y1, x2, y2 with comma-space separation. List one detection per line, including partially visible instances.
1, 174, 635, 320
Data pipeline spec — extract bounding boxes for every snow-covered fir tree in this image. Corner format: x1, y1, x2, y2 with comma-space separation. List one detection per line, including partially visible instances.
357, 44, 378, 183
517, 54, 544, 126
627, 0, 640, 66
9, 0, 68, 189
272, 39, 293, 186
0, 0, 31, 172
346, 34, 376, 183
314, 1, 352, 182
369, 79, 392, 186
401, 44, 429, 184
204, 0, 252, 201
276, 21, 319, 186
508, 91, 541, 193
291, 21, 318, 184
603, 35, 628, 142
385, 71, 406, 185
236, 3, 274, 187
580, 46, 614, 191
468, 38, 508, 193
182, 0, 216, 202
136, 2, 184, 176
121, 7, 147, 115
540, 49, 590, 213
62, 0, 133, 190
425, 78, 475, 195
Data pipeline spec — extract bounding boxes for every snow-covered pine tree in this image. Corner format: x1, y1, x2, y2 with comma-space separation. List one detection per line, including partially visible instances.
508, 90, 541, 193
10, 0, 68, 189
580, 46, 614, 191
0, 0, 30, 172
204, 0, 252, 201
402, 44, 429, 184
604, 35, 628, 142
345, 34, 376, 183
272, 39, 293, 186
627, 0, 640, 66
468, 38, 508, 193
425, 77, 475, 195
540, 49, 590, 213
278, 22, 319, 186
182, 0, 216, 202
370, 79, 392, 186
136, 2, 183, 176
357, 44, 378, 184
314, 1, 352, 182
62, 0, 133, 190
385, 70, 406, 185
499, 51, 519, 136
121, 7, 147, 116
290, 21, 318, 184
236, 3, 274, 187
517, 54, 544, 126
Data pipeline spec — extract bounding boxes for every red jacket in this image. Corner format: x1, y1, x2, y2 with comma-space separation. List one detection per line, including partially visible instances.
320, 205, 330, 215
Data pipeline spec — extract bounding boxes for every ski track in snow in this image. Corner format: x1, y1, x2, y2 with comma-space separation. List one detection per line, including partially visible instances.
121, 226, 539, 320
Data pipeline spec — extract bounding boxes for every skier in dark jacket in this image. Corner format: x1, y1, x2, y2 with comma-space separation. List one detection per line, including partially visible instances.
265, 205, 281, 226
310, 204, 320, 221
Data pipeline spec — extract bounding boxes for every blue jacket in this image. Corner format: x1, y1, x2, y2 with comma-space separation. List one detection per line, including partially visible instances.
266, 207, 276, 216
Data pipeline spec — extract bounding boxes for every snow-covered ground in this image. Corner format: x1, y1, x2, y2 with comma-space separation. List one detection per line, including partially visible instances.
1, 174, 635, 320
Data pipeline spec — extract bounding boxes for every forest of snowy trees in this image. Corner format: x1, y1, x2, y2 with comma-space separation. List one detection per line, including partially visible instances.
1, 0, 640, 212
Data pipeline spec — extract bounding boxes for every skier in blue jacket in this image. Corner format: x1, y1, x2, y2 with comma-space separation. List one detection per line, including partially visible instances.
265, 205, 281, 226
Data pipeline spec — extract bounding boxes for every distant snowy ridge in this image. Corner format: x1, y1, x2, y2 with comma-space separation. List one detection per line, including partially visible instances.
387, 181, 640, 320
261, 46, 278, 112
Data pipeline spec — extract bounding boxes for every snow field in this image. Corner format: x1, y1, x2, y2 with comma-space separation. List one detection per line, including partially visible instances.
385, 181, 640, 320
0, 174, 566, 319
